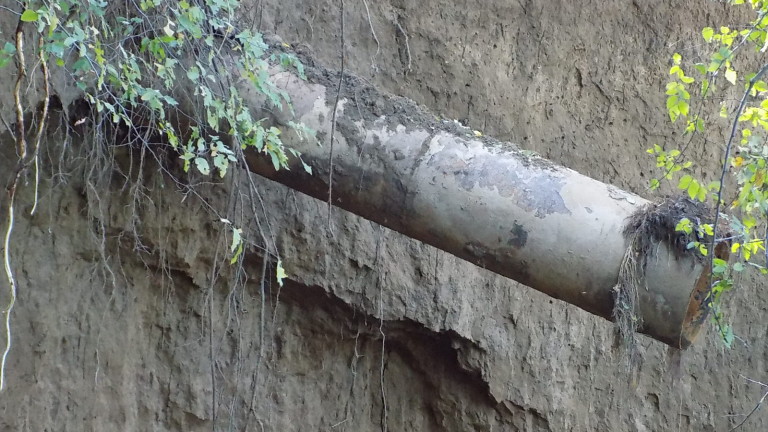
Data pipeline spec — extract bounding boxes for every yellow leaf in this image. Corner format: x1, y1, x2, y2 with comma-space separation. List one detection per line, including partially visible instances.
733, 156, 744, 167
725, 68, 737, 85
276, 259, 287, 287
473, 130, 483, 137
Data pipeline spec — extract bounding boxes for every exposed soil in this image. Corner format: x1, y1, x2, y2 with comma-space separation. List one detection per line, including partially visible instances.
1, 1, 767, 431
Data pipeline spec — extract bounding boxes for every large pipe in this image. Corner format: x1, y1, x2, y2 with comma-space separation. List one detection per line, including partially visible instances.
241, 64, 712, 349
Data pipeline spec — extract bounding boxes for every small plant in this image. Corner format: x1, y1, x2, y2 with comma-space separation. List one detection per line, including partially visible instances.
648, 0, 768, 347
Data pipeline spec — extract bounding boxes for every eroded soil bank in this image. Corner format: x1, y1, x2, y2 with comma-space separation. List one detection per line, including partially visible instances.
1, 1, 767, 431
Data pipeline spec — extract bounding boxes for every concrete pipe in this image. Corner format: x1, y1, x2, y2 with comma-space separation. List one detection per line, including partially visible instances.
241, 61, 716, 349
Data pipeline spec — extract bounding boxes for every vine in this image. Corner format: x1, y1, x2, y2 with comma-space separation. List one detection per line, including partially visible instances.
0, 0, 306, 391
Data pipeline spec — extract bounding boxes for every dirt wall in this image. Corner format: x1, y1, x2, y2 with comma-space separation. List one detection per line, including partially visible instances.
1, 1, 767, 431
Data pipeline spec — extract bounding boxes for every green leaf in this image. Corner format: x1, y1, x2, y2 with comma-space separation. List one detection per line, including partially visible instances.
675, 217, 692, 234
269, 151, 281, 171
230, 227, 242, 253
229, 242, 243, 265
725, 67, 737, 85
301, 160, 312, 174
687, 180, 700, 200
733, 262, 745, 272
721, 324, 734, 349
667, 95, 678, 109
697, 186, 707, 202
678, 174, 693, 189
194, 157, 210, 175
213, 154, 228, 177
713, 258, 727, 274
702, 27, 714, 41
718, 47, 732, 61
187, 66, 199, 81
2, 41, 16, 55
720, 104, 729, 118
20, 10, 39, 22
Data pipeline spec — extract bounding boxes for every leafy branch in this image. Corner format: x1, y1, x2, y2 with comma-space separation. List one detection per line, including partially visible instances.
649, 0, 768, 347
0, 0, 310, 390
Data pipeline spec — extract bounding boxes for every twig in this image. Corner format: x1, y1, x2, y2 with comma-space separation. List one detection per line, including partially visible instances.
729, 376, 768, 431
327, 0, 345, 231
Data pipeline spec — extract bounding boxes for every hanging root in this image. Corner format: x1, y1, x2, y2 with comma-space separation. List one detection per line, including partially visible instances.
612, 231, 644, 369
613, 195, 715, 369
